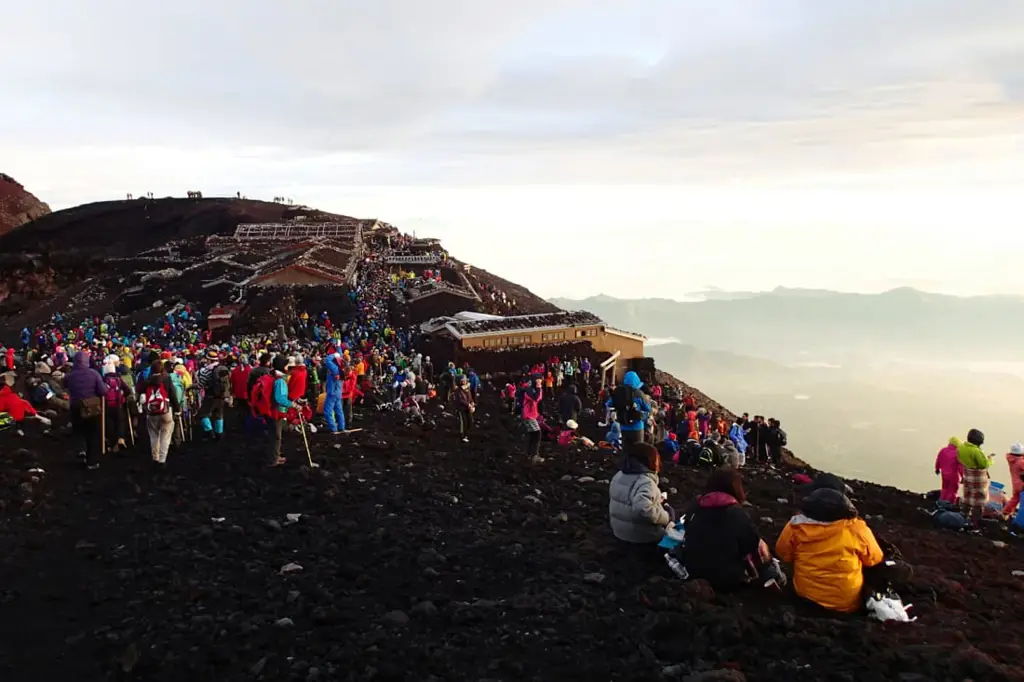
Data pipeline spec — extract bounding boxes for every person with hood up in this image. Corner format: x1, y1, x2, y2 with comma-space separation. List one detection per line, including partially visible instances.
139, 360, 180, 464
4, 346, 14, 372
521, 373, 544, 460
452, 375, 476, 443
775, 486, 884, 613
728, 417, 748, 462
1003, 441, 1024, 518
957, 428, 993, 526
682, 467, 782, 590
605, 418, 622, 451
934, 437, 964, 504
661, 431, 680, 460
268, 355, 292, 466
102, 363, 129, 451
323, 351, 346, 434
558, 384, 583, 425
608, 442, 672, 544
606, 371, 650, 446
65, 350, 108, 470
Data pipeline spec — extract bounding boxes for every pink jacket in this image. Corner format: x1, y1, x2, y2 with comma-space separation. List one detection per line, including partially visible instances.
521, 389, 542, 420
935, 438, 964, 479
1006, 453, 1024, 492
557, 429, 575, 447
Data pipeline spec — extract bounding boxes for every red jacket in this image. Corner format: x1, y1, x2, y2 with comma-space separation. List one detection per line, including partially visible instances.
230, 365, 251, 400
4, 348, 13, 371
342, 371, 363, 400
288, 365, 308, 401
0, 386, 38, 422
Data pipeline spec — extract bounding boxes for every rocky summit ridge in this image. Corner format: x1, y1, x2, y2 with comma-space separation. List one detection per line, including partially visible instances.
0, 192, 1022, 682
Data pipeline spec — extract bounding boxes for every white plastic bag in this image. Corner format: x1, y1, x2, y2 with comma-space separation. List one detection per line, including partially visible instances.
865, 594, 916, 622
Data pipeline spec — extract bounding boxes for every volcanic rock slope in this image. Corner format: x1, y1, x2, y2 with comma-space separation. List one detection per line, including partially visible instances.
1, 199, 1024, 681
0, 173, 51, 237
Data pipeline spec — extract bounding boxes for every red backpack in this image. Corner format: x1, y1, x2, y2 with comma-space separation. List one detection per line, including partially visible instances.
250, 373, 275, 418
142, 383, 169, 416
104, 375, 125, 408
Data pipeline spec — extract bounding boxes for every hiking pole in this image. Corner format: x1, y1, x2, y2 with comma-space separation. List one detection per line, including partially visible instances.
296, 407, 318, 468
101, 401, 107, 455
176, 412, 186, 444
125, 405, 135, 447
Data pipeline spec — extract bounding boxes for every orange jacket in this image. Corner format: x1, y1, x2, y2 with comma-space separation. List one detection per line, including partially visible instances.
775, 515, 883, 613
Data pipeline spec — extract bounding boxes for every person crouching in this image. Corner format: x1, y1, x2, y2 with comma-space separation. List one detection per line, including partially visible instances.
608, 442, 673, 544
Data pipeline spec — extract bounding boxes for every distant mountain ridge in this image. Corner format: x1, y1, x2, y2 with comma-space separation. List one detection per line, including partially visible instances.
550, 288, 1024, 363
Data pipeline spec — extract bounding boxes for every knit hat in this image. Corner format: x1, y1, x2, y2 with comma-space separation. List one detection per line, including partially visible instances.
1011, 442, 1024, 455
272, 356, 288, 373
566, 420, 578, 430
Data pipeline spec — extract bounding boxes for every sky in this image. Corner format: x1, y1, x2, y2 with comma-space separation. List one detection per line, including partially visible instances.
3, 1, 1024, 300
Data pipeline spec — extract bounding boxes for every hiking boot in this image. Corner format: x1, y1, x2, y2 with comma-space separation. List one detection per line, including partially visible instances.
461, 437, 469, 443
530, 455, 545, 465
86, 463, 100, 471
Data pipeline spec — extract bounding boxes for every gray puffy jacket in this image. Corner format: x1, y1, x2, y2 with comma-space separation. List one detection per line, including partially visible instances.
608, 459, 670, 544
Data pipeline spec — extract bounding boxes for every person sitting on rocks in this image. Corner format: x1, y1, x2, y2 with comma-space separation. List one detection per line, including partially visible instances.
605, 417, 622, 451
608, 442, 672, 544
775, 486, 884, 614
679, 467, 782, 591
557, 419, 578, 448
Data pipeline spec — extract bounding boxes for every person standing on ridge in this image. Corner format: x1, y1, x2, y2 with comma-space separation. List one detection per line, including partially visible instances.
934, 437, 964, 504
957, 428, 993, 527
1002, 441, 1024, 518
323, 351, 346, 434
607, 371, 650, 446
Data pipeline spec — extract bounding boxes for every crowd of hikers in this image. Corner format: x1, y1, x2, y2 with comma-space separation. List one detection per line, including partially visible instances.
1, 233, 1018, 624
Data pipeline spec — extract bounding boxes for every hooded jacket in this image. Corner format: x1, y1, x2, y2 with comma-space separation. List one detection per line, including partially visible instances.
608, 456, 669, 544
230, 364, 251, 400
521, 382, 542, 420
0, 385, 38, 422
957, 440, 990, 470
684, 492, 762, 589
775, 488, 883, 613
935, 437, 964, 478
605, 371, 650, 433
325, 353, 344, 397
65, 351, 108, 404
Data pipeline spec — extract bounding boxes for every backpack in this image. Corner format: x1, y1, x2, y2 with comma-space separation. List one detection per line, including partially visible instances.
212, 367, 230, 399
104, 375, 124, 408
142, 382, 169, 416
612, 385, 641, 424
777, 428, 788, 447
250, 373, 275, 418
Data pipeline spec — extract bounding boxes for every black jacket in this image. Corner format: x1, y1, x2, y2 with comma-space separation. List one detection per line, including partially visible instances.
557, 387, 582, 421
683, 493, 762, 590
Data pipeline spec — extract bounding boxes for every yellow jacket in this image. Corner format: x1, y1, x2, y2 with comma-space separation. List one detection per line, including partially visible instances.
174, 365, 193, 390
776, 515, 883, 613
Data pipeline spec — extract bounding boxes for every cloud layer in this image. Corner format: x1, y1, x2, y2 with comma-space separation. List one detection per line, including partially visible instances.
2, 1, 1023, 296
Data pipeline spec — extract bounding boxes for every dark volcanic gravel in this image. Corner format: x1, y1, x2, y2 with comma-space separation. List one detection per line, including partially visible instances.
2, 389, 1024, 682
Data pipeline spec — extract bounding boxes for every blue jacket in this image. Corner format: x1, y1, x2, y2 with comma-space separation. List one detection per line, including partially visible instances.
468, 372, 480, 391
606, 421, 622, 444
324, 354, 344, 397
272, 375, 291, 414
605, 371, 650, 432
728, 424, 748, 454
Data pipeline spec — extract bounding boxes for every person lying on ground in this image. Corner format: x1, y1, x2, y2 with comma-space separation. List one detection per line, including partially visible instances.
608, 442, 672, 544
0, 383, 47, 425
775, 487, 884, 614
680, 467, 783, 591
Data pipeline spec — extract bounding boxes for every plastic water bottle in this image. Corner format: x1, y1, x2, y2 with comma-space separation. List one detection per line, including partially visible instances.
665, 554, 689, 580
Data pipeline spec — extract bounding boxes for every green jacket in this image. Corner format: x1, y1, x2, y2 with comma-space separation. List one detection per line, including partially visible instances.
957, 442, 991, 470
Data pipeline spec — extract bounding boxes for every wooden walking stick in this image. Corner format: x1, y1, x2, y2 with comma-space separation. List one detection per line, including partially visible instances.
125, 404, 135, 447
101, 400, 107, 455
296, 407, 318, 468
